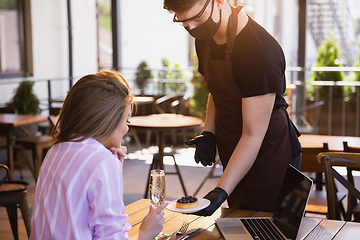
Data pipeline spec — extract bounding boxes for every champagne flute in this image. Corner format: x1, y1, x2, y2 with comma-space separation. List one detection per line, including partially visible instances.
149, 169, 167, 239
149, 169, 166, 208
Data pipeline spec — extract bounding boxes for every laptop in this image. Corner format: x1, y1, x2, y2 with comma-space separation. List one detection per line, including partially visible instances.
216, 164, 313, 240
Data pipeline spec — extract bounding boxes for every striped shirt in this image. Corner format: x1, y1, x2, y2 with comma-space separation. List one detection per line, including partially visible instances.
30, 138, 131, 240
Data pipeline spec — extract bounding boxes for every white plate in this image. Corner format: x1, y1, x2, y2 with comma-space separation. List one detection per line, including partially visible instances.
166, 198, 210, 213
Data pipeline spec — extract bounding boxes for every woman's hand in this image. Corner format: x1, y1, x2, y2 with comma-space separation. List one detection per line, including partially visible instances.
110, 146, 127, 161
138, 202, 168, 240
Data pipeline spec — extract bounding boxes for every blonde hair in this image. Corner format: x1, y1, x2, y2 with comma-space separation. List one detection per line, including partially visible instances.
52, 71, 133, 144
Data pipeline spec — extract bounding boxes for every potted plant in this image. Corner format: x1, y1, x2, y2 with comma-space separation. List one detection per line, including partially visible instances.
189, 66, 209, 120
7, 80, 40, 114
135, 61, 152, 95
7, 80, 40, 137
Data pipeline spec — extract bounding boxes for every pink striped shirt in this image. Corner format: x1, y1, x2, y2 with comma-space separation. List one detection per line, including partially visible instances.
30, 138, 131, 240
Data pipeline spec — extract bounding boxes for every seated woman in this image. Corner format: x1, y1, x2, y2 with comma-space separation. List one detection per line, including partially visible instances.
30, 71, 167, 240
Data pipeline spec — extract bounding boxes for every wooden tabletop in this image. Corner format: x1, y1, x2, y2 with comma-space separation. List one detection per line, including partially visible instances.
299, 134, 360, 151
48, 96, 154, 104
0, 114, 48, 127
133, 96, 154, 104
125, 199, 359, 240
129, 114, 203, 130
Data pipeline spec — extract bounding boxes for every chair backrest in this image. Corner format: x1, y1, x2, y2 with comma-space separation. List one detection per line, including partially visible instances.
317, 152, 360, 220
342, 141, 360, 220
48, 115, 59, 128
155, 93, 187, 114
0, 107, 15, 113
0, 164, 9, 187
49, 107, 61, 116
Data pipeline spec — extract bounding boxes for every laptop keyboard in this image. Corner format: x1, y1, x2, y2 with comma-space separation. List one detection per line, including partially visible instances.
241, 218, 286, 240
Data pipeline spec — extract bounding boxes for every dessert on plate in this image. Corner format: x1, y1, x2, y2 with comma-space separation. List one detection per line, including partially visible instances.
176, 196, 199, 209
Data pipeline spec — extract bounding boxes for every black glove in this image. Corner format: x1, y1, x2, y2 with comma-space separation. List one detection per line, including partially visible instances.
185, 131, 216, 166
193, 187, 228, 216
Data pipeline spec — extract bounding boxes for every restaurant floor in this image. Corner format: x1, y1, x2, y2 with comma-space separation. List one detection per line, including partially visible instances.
0, 142, 359, 239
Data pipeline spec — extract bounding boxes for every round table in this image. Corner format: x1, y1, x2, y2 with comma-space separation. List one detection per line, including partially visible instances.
129, 113, 203, 197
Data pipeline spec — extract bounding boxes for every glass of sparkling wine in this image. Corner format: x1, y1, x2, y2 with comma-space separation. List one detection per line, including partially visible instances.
149, 169, 167, 239
149, 169, 166, 208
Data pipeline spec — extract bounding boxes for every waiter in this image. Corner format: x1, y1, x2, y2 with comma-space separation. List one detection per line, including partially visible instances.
163, 0, 301, 216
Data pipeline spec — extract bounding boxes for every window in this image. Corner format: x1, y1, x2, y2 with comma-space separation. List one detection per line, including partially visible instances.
0, 0, 32, 77
97, 0, 113, 70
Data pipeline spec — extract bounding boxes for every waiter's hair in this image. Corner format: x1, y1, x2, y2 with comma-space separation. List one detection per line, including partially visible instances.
164, 0, 207, 13
52, 71, 133, 144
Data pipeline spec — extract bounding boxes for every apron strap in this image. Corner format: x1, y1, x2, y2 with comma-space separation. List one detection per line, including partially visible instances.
226, 5, 243, 51
204, 5, 243, 51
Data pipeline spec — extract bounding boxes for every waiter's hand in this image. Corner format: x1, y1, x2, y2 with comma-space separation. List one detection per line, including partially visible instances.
185, 131, 216, 166
193, 187, 228, 216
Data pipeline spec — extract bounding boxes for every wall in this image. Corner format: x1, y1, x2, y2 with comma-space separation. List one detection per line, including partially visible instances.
0, 0, 98, 110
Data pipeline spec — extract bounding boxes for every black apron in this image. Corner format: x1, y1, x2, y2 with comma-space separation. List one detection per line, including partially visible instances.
201, 5, 291, 212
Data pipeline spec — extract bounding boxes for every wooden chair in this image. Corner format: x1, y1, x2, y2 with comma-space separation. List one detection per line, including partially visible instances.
289, 101, 324, 134
300, 143, 346, 217
342, 141, 360, 220
317, 152, 360, 220
15, 115, 58, 180
0, 163, 31, 239
147, 93, 197, 146
0, 106, 37, 179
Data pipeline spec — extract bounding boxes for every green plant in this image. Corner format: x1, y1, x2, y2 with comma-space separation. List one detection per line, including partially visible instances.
172, 63, 187, 93
157, 58, 187, 94
7, 80, 40, 114
354, 48, 360, 82
189, 65, 209, 120
343, 48, 360, 100
158, 58, 171, 94
307, 32, 344, 99
98, 0, 111, 31
135, 61, 152, 95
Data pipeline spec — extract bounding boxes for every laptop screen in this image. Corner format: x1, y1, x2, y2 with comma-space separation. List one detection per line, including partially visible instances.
272, 164, 313, 239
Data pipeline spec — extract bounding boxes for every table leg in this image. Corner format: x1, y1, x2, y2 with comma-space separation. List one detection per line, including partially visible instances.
157, 130, 165, 170
144, 130, 188, 198
6, 128, 14, 180
144, 156, 156, 198
171, 155, 187, 196
316, 173, 323, 190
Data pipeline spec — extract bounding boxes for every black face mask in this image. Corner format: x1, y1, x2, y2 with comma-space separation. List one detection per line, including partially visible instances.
185, 9, 222, 40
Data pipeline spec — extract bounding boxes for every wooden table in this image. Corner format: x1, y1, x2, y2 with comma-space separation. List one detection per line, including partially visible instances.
299, 134, 360, 151
298, 134, 360, 210
0, 114, 48, 179
299, 134, 360, 186
125, 199, 360, 240
129, 114, 203, 198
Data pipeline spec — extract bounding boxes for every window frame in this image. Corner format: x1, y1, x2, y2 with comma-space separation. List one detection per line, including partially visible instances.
0, 0, 33, 78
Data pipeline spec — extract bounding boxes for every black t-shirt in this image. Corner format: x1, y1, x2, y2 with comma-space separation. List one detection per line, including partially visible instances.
195, 16, 288, 110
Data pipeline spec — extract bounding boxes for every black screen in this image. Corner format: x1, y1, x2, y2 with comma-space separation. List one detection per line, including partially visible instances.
272, 164, 313, 240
